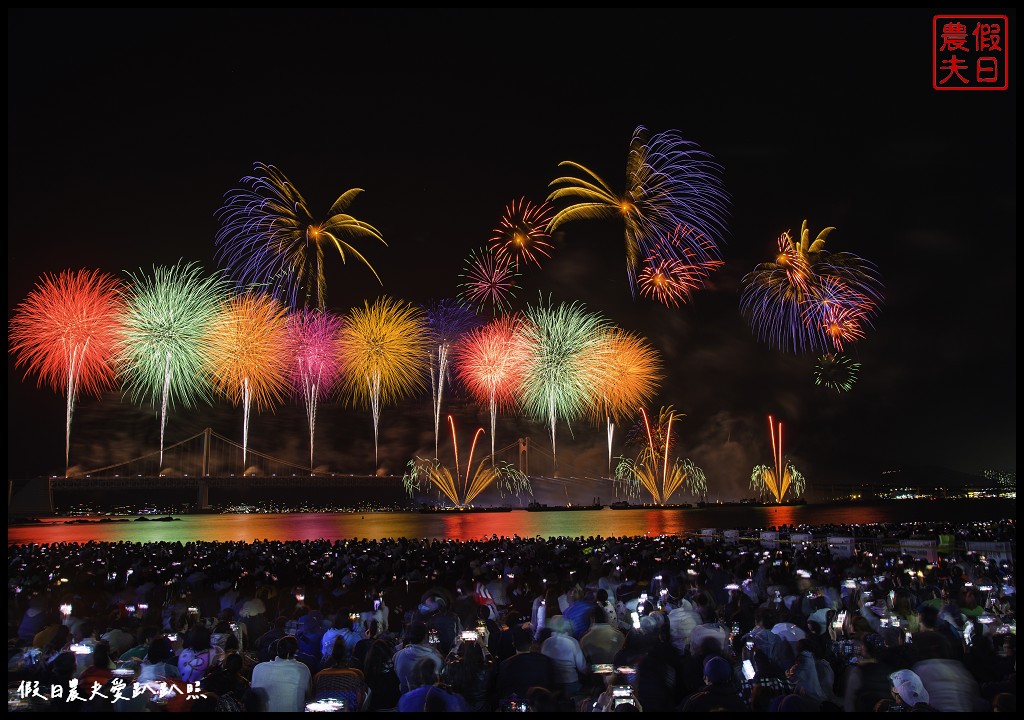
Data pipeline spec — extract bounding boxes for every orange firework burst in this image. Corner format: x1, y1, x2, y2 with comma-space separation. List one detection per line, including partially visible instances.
583, 329, 663, 474
202, 292, 291, 463
489, 198, 555, 268
804, 276, 874, 352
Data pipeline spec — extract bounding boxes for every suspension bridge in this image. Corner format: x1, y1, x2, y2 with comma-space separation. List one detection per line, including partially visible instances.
9, 430, 629, 515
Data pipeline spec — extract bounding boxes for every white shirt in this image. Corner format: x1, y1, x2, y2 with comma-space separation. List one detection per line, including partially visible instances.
251, 656, 311, 712
540, 632, 587, 686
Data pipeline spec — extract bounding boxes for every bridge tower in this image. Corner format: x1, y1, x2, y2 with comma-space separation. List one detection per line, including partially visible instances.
197, 427, 212, 509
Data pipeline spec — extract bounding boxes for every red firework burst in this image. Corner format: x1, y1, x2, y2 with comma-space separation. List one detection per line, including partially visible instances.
8, 268, 126, 468
637, 226, 723, 308
9, 268, 126, 398
453, 314, 532, 459
489, 198, 555, 268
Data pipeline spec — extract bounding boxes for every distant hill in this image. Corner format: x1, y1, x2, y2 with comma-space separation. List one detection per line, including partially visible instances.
876, 465, 989, 491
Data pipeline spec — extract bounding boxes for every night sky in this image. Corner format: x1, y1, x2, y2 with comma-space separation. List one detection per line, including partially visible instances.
7, 9, 1016, 500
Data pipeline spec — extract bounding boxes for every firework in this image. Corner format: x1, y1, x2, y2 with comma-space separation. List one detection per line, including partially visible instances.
8, 268, 126, 471
615, 406, 706, 504
119, 261, 230, 466
749, 415, 806, 502
814, 353, 861, 392
402, 416, 501, 507
287, 309, 345, 470
804, 276, 875, 352
740, 220, 882, 353
215, 162, 385, 310
584, 329, 662, 475
202, 292, 291, 464
613, 457, 643, 500
548, 126, 730, 293
494, 461, 533, 503
458, 247, 520, 313
489, 198, 555, 268
424, 299, 480, 459
519, 297, 611, 466
638, 225, 724, 307
454, 314, 532, 462
337, 296, 429, 467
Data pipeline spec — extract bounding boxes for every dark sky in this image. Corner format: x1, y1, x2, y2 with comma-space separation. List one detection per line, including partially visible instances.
7, 9, 1016, 500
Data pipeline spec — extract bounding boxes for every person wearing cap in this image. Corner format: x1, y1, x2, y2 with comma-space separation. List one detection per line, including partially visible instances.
873, 669, 939, 712
17, 596, 50, 645
678, 655, 748, 712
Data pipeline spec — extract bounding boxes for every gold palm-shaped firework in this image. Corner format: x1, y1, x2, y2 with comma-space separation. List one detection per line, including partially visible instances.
547, 126, 729, 295
402, 416, 499, 507
749, 415, 806, 502
215, 162, 386, 310
740, 220, 882, 353
615, 406, 707, 504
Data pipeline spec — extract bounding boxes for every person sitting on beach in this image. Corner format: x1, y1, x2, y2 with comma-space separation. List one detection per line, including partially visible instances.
394, 621, 444, 694
250, 634, 313, 712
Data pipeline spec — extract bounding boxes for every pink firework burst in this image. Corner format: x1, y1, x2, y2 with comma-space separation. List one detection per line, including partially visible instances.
458, 247, 520, 313
489, 198, 555, 269
287, 309, 345, 469
8, 268, 126, 470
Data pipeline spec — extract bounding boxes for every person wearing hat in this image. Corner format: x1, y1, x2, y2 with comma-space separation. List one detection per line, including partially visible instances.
678, 655, 748, 712
873, 669, 939, 712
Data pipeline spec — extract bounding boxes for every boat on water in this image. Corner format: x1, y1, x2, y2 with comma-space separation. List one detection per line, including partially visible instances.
697, 498, 808, 508
609, 501, 693, 510
417, 505, 512, 514
525, 501, 604, 512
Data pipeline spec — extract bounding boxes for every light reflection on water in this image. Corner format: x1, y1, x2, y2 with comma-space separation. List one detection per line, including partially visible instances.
7, 499, 1014, 545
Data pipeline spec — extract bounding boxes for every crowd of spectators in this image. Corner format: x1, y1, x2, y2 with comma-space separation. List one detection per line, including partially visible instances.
8, 520, 1015, 712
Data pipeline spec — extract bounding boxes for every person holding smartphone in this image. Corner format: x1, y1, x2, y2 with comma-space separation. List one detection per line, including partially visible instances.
440, 631, 495, 712
739, 648, 794, 711
393, 621, 444, 694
